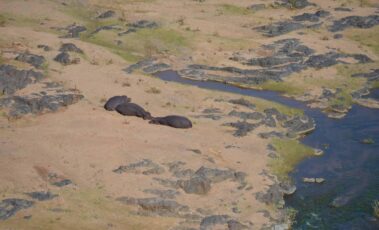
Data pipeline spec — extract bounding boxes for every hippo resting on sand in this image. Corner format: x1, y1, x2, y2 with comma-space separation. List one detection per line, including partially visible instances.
115, 103, 152, 120
104, 96, 131, 111
149, 115, 192, 129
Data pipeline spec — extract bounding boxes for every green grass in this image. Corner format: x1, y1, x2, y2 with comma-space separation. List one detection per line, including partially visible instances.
260, 80, 305, 95
347, 25, 379, 56
373, 200, 379, 218
268, 139, 315, 180
219, 4, 251, 15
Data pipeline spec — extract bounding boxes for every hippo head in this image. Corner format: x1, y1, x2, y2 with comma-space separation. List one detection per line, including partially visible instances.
143, 112, 153, 120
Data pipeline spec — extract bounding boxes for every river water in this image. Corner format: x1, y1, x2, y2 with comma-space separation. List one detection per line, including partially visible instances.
154, 70, 379, 229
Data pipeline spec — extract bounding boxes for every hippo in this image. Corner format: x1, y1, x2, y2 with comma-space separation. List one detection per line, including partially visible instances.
115, 103, 152, 120
149, 115, 192, 129
104, 96, 131, 111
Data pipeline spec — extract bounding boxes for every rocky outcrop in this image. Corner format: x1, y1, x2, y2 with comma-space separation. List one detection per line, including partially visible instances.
113, 159, 165, 175
0, 65, 43, 95
330, 15, 379, 32
0, 199, 34, 220
15, 53, 46, 69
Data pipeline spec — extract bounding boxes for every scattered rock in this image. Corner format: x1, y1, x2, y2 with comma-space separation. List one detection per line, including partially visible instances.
330, 15, 379, 32
143, 189, 180, 199
333, 34, 343, 39
302, 177, 325, 183
113, 159, 165, 175
118, 20, 158, 35
255, 21, 305, 37
256, 183, 285, 208
26, 191, 58, 201
123, 59, 170, 74
259, 131, 285, 139
54, 52, 79, 65
292, 10, 330, 22
177, 176, 212, 195
279, 0, 315, 9
37, 44, 51, 51
0, 199, 34, 220
283, 115, 315, 135
247, 4, 266, 12
334, 7, 352, 12
228, 98, 256, 110
0, 65, 43, 95
62, 24, 87, 38
97, 10, 115, 19
117, 197, 190, 217
224, 120, 261, 137
52, 179, 72, 187
59, 43, 83, 53
15, 53, 46, 69
200, 215, 247, 230
0, 93, 84, 118
228, 110, 264, 120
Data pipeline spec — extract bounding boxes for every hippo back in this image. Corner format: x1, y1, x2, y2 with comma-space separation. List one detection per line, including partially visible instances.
104, 96, 130, 111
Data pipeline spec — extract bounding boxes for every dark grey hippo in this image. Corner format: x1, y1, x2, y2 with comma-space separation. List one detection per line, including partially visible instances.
115, 103, 152, 120
149, 115, 192, 129
104, 96, 131, 111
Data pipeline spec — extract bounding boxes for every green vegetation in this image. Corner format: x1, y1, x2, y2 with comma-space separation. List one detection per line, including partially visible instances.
219, 4, 251, 15
268, 138, 314, 180
0, 14, 6, 27
145, 87, 161, 94
361, 138, 375, 144
347, 26, 379, 55
261, 80, 305, 95
373, 200, 379, 218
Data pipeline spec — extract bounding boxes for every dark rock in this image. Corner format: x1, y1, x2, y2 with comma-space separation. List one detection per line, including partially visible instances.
349, 54, 372, 64
0, 65, 43, 95
149, 115, 192, 129
91, 25, 123, 35
118, 20, 158, 36
117, 197, 189, 217
247, 4, 266, 12
59, 43, 83, 53
194, 167, 245, 183
202, 108, 221, 114
228, 98, 256, 110
143, 189, 179, 199
129, 20, 158, 29
255, 183, 285, 207
336, 214, 379, 230
52, 179, 72, 187
115, 103, 152, 120
200, 215, 246, 230
255, 21, 305, 37
123, 59, 154, 74
0, 199, 34, 220
26, 191, 58, 201
279, 0, 314, 9
292, 10, 330, 22
333, 34, 343, 39
245, 56, 302, 67
227, 220, 248, 230
0, 93, 84, 118
259, 131, 285, 139
283, 115, 315, 134
104, 95, 131, 111
305, 52, 342, 68
330, 15, 379, 32
54, 52, 77, 65
177, 176, 212, 195
334, 7, 352, 12
224, 121, 261, 137
97, 10, 115, 19
15, 53, 45, 69
153, 178, 179, 189
63, 24, 87, 38
262, 116, 276, 128
37, 44, 51, 51
113, 159, 164, 175
142, 63, 170, 74
352, 69, 379, 82
228, 110, 264, 120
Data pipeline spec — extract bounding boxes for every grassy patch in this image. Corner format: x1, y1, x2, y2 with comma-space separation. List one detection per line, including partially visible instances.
145, 87, 161, 94
268, 138, 314, 180
260, 80, 305, 95
373, 200, 379, 218
347, 25, 379, 55
219, 4, 251, 15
